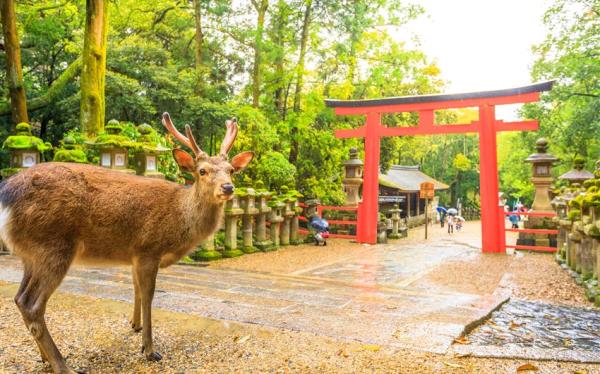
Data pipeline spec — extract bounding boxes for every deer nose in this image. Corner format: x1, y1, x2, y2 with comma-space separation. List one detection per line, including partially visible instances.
221, 183, 234, 195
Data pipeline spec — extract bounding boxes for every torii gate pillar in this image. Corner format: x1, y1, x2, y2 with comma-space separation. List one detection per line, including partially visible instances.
326, 81, 554, 253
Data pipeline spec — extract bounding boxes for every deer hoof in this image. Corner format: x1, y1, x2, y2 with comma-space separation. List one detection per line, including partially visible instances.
129, 320, 142, 332
145, 351, 163, 362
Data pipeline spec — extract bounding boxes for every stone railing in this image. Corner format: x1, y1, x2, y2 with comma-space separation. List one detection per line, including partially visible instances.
191, 188, 304, 261
553, 174, 600, 307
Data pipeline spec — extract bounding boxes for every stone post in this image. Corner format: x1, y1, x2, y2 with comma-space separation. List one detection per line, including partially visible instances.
268, 200, 285, 248
239, 188, 260, 254
195, 232, 222, 261
255, 190, 273, 251
377, 216, 387, 244
223, 195, 244, 258
290, 200, 302, 245
280, 198, 294, 246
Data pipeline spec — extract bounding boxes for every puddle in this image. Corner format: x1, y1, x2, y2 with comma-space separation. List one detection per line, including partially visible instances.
467, 300, 600, 352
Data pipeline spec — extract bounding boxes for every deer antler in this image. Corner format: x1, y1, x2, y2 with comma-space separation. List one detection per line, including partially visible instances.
162, 112, 204, 157
219, 118, 238, 157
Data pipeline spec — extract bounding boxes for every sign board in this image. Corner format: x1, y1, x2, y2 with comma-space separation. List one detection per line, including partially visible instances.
419, 182, 435, 199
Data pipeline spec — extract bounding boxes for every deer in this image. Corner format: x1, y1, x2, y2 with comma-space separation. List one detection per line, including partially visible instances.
0, 113, 253, 374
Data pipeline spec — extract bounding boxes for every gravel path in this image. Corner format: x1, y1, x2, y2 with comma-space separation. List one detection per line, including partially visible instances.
1, 282, 598, 374
1, 221, 597, 373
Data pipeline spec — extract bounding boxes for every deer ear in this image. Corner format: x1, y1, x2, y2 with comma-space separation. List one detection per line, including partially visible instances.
231, 151, 254, 172
173, 149, 195, 172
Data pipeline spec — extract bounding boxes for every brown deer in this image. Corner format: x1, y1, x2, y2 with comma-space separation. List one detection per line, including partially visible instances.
0, 113, 253, 374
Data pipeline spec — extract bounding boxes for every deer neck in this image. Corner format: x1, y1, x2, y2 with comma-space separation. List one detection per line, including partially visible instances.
180, 183, 225, 242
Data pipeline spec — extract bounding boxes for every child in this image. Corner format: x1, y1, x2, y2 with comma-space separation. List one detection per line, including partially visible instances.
447, 214, 455, 234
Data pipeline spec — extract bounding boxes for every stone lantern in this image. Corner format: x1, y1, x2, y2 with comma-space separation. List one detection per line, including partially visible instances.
268, 199, 285, 248
53, 136, 87, 163
342, 148, 363, 206
238, 188, 260, 253
88, 119, 135, 174
388, 204, 403, 239
134, 124, 169, 178
525, 138, 559, 212
1, 123, 51, 178
559, 157, 594, 186
517, 138, 559, 248
223, 195, 244, 257
254, 181, 273, 251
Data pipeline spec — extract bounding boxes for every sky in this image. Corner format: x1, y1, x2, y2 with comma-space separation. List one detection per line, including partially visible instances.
400, 0, 550, 94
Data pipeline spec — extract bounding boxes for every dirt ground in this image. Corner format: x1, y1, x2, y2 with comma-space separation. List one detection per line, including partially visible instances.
0, 281, 598, 374
0, 221, 597, 373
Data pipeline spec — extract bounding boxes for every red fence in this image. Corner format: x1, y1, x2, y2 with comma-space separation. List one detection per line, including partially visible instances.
298, 203, 358, 239
500, 208, 558, 253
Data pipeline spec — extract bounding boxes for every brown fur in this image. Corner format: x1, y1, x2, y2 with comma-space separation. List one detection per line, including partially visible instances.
1, 121, 253, 373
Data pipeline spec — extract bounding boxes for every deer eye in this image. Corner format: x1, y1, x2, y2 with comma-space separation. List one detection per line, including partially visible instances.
199, 168, 207, 176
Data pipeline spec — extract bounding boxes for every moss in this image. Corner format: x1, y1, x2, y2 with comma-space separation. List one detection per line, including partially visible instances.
0, 167, 23, 178
189, 249, 222, 262
3, 123, 52, 153
53, 149, 88, 163
568, 209, 581, 221
569, 195, 584, 210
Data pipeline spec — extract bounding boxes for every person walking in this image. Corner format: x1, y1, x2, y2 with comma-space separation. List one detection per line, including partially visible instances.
447, 214, 455, 234
509, 210, 519, 229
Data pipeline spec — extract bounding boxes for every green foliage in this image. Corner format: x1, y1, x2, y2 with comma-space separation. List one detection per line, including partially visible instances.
256, 151, 296, 190
11, 0, 591, 209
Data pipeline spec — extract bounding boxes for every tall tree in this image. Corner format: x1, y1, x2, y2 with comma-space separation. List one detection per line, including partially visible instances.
0, 0, 29, 124
192, 0, 204, 91
80, 0, 109, 137
288, 0, 312, 165
251, 0, 269, 108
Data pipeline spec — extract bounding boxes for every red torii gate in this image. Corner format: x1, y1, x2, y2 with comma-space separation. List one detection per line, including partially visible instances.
326, 81, 554, 253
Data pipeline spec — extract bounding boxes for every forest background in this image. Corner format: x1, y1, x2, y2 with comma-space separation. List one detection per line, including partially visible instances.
0, 0, 598, 208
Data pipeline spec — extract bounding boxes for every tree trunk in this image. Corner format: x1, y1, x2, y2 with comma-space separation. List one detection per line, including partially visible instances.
80, 0, 108, 137
0, 0, 29, 124
192, 0, 203, 92
251, 0, 268, 108
288, 0, 312, 165
272, 0, 286, 117
292, 0, 312, 113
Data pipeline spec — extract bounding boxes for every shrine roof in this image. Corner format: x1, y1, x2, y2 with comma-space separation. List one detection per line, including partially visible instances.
325, 81, 554, 108
379, 165, 449, 192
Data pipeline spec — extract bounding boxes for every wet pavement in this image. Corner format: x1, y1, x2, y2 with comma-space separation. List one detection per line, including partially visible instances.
2, 227, 599, 364
0, 237, 506, 355
454, 300, 600, 363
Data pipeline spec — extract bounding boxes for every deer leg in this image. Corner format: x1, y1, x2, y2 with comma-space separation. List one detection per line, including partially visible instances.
133, 258, 161, 361
15, 261, 49, 363
130, 269, 142, 332
15, 251, 75, 374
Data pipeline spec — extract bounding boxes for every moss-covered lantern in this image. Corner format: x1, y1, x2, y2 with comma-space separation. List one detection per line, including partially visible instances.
1, 122, 51, 178
134, 124, 169, 178
53, 136, 87, 163
87, 119, 135, 174
559, 156, 594, 186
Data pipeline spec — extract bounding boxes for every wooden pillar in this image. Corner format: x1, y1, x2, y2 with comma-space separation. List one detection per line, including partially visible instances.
478, 105, 502, 253
356, 113, 381, 244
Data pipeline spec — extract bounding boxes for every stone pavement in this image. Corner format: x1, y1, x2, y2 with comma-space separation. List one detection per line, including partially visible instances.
0, 235, 506, 355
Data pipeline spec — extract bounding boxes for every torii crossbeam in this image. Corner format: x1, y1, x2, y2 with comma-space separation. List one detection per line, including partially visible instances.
326, 81, 554, 253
